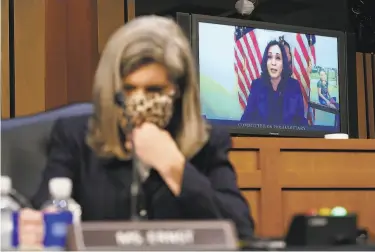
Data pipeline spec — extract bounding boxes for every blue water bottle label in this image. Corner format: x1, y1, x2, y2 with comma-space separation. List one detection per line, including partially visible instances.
12, 210, 73, 250
44, 211, 73, 249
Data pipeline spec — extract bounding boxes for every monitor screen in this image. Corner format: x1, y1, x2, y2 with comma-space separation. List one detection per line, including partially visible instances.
196, 20, 345, 136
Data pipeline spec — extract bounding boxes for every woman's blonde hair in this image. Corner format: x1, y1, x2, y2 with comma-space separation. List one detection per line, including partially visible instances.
86, 15, 210, 160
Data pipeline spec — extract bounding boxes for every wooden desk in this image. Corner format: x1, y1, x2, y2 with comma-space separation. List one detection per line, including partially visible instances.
229, 137, 375, 238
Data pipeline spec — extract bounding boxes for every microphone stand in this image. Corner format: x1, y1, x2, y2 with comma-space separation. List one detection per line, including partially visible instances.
130, 146, 143, 221
114, 93, 147, 221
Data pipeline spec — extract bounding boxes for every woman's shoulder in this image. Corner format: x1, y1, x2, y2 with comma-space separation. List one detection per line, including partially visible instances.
209, 125, 231, 145
251, 78, 263, 88
197, 125, 232, 158
51, 114, 92, 145
249, 78, 265, 93
287, 77, 300, 85
286, 77, 303, 90
189, 124, 232, 169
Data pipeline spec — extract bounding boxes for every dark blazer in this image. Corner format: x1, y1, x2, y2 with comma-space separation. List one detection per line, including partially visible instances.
241, 77, 307, 126
31, 115, 254, 240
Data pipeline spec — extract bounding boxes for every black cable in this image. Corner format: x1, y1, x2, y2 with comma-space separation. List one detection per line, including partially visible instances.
9, 189, 32, 208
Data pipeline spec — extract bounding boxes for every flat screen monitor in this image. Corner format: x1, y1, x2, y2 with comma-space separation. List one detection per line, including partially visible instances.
191, 14, 348, 137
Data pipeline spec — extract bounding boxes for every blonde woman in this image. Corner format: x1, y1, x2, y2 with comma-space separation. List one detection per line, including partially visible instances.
31, 16, 254, 239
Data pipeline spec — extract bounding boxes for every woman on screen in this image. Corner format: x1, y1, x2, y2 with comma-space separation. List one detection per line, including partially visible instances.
241, 40, 307, 126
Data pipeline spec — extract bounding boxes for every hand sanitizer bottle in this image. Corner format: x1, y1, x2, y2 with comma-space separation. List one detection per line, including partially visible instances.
1, 176, 21, 250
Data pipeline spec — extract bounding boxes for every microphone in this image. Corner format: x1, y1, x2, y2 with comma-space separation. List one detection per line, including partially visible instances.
114, 92, 148, 221
114, 92, 125, 106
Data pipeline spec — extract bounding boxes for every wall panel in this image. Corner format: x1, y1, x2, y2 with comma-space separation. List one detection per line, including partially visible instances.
65, 0, 98, 104
242, 191, 260, 230
13, 0, 46, 116
2, 0, 102, 116
365, 54, 374, 138
356, 52, 375, 139
356, 53, 367, 138
229, 151, 261, 188
44, 0, 68, 109
233, 137, 375, 238
44, 0, 99, 110
97, 0, 124, 54
126, 0, 135, 21
1, 0, 135, 116
279, 151, 375, 187
1, 0, 10, 118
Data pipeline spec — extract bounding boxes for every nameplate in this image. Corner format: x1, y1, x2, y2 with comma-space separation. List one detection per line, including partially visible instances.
67, 221, 238, 251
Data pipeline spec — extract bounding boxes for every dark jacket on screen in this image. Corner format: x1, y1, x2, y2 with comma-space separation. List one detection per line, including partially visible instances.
241, 77, 307, 126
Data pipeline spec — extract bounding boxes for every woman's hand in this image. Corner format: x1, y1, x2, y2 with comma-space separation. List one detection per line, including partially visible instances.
133, 123, 185, 195
329, 103, 336, 109
18, 208, 44, 249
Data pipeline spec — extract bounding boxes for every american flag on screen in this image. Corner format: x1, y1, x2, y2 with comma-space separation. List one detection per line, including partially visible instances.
291, 34, 316, 125
234, 26, 262, 110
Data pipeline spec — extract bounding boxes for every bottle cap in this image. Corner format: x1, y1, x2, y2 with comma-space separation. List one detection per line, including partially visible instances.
318, 207, 331, 216
331, 206, 348, 216
49, 177, 72, 199
1, 176, 12, 194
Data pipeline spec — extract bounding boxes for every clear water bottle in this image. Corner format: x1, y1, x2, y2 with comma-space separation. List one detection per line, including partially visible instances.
41, 177, 82, 224
1, 176, 21, 250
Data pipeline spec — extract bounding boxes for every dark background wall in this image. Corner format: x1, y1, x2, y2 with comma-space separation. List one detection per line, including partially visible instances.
135, 0, 351, 29
134, 0, 374, 52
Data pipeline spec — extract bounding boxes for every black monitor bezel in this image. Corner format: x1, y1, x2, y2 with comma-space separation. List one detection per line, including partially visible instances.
191, 14, 349, 138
